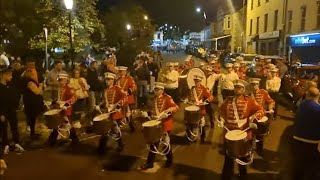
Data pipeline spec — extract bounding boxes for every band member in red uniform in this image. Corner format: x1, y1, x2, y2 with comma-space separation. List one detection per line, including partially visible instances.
219, 80, 264, 180
239, 60, 247, 80
116, 66, 137, 132
187, 75, 214, 143
49, 74, 78, 145
140, 82, 178, 170
209, 57, 221, 74
96, 72, 127, 153
248, 78, 275, 155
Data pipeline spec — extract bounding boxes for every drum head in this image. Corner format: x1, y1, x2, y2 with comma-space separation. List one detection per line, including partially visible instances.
225, 130, 247, 141
180, 68, 206, 89
185, 105, 200, 111
44, 109, 61, 115
258, 116, 268, 122
93, 114, 110, 122
142, 120, 161, 127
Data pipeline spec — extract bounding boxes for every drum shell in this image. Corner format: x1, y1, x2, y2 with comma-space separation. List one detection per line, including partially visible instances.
142, 124, 163, 144
256, 120, 270, 136
184, 108, 201, 125
93, 118, 113, 135
44, 112, 65, 129
225, 137, 252, 159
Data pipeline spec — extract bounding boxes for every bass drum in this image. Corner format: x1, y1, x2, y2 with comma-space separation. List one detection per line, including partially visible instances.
178, 68, 207, 99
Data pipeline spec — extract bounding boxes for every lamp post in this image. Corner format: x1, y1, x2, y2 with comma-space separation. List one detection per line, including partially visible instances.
64, 0, 74, 68
196, 7, 207, 45
43, 27, 48, 71
144, 15, 148, 20
126, 24, 131, 31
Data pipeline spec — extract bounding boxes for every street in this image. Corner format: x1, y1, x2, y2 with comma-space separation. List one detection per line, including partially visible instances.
3, 53, 295, 180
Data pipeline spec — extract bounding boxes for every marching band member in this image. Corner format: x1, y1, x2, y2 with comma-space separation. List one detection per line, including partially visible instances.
266, 68, 281, 117
248, 78, 275, 155
221, 63, 239, 100
140, 82, 178, 170
49, 73, 78, 145
96, 72, 127, 153
233, 63, 243, 80
219, 80, 264, 180
187, 75, 214, 143
163, 62, 179, 103
116, 66, 137, 132
239, 60, 247, 80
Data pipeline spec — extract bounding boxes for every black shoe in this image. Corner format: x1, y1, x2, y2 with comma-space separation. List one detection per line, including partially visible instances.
140, 163, 153, 170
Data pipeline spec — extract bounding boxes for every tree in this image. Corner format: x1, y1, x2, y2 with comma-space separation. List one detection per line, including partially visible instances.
101, 2, 155, 66
28, 0, 104, 53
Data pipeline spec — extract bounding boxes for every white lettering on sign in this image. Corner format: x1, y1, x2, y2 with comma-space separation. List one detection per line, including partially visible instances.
294, 37, 316, 45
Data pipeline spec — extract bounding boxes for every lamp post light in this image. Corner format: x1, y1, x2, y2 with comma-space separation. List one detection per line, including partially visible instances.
64, 0, 74, 68
43, 27, 48, 71
126, 24, 132, 31
196, 7, 201, 13
144, 15, 148, 20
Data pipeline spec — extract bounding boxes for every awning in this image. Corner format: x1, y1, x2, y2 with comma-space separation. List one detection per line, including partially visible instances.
209, 35, 232, 41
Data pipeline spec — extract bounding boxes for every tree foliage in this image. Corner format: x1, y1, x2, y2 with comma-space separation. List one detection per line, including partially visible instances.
101, 2, 155, 66
28, 0, 104, 53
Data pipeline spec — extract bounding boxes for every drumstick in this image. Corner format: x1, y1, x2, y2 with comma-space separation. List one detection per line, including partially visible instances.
98, 109, 103, 114
43, 101, 51, 110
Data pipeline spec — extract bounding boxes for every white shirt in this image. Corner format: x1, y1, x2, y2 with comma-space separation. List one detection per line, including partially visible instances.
0, 54, 9, 67
164, 70, 179, 89
69, 78, 90, 99
266, 76, 281, 92
207, 73, 222, 92
221, 71, 239, 90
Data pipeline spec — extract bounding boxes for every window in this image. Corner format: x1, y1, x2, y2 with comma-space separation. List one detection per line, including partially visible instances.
256, 16, 260, 34
274, 10, 278, 30
258, 0, 261, 7
266, 0, 269, 3
317, 1, 320, 28
251, 0, 254, 10
287, 10, 293, 33
264, 13, 268, 32
301, 6, 306, 31
250, 19, 253, 35
227, 16, 231, 29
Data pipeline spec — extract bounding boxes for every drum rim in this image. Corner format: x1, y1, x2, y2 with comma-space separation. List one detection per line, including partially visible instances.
225, 130, 247, 140
44, 109, 61, 115
142, 120, 161, 127
185, 105, 200, 111
93, 114, 110, 122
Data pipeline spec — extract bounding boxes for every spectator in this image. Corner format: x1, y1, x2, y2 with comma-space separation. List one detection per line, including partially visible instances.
46, 60, 67, 100
134, 59, 150, 107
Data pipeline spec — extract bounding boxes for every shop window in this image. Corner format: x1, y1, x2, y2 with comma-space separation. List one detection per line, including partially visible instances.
264, 13, 268, 32
256, 16, 260, 34
288, 10, 293, 33
274, 10, 278, 30
300, 6, 306, 31
317, 1, 320, 28
258, 0, 261, 7
250, 19, 253, 35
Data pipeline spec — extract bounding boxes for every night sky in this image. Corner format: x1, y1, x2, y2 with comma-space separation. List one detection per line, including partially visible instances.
98, 0, 222, 31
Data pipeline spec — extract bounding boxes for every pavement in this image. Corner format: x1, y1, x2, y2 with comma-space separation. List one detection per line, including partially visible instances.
3, 52, 296, 180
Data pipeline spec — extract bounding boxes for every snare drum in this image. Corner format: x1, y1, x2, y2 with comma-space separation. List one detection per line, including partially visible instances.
256, 116, 270, 136
142, 120, 163, 144
93, 114, 112, 135
184, 105, 201, 125
44, 109, 64, 129
225, 130, 252, 159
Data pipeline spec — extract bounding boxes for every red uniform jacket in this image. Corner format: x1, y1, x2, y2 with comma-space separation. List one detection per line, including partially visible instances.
189, 85, 214, 116
104, 85, 127, 120
250, 89, 275, 110
213, 63, 221, 74
116, 75, 136, 105
219, 95, 264, 140
152, 93, 178, 132
59, 85, 77, 117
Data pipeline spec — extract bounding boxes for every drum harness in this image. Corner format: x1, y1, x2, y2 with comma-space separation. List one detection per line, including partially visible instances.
185, 88, 206, 142
231, 98, 254, 166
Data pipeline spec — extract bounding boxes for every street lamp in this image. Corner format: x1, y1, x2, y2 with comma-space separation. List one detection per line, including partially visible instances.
126, 24, 131, 31
196, 7, 201, 13
64, 0, 74, 68
43, 27, 48, 71
144, 15, 148, 20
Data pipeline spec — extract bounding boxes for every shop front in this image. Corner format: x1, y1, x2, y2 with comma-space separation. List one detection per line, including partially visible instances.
257, 30, 280, 55
289, 32, 320, 64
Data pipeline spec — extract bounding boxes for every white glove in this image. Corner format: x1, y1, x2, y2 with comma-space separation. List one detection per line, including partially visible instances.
62, 106, 68, 110
141, 111, 149, 118
200, 117, 205, 127
217, 120, 224, 127
0, 115, 5, 122
95, 106, 101, 111
267, 109, 274, 114
160, 113, 169, 119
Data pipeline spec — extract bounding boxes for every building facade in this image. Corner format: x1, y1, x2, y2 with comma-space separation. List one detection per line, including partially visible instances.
246, 0, 284, 55
212, 1, 246, 52
285, 0, 320, 64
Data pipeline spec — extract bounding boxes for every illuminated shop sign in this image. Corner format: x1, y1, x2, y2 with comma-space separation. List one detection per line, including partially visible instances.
290, 33, 320, 47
